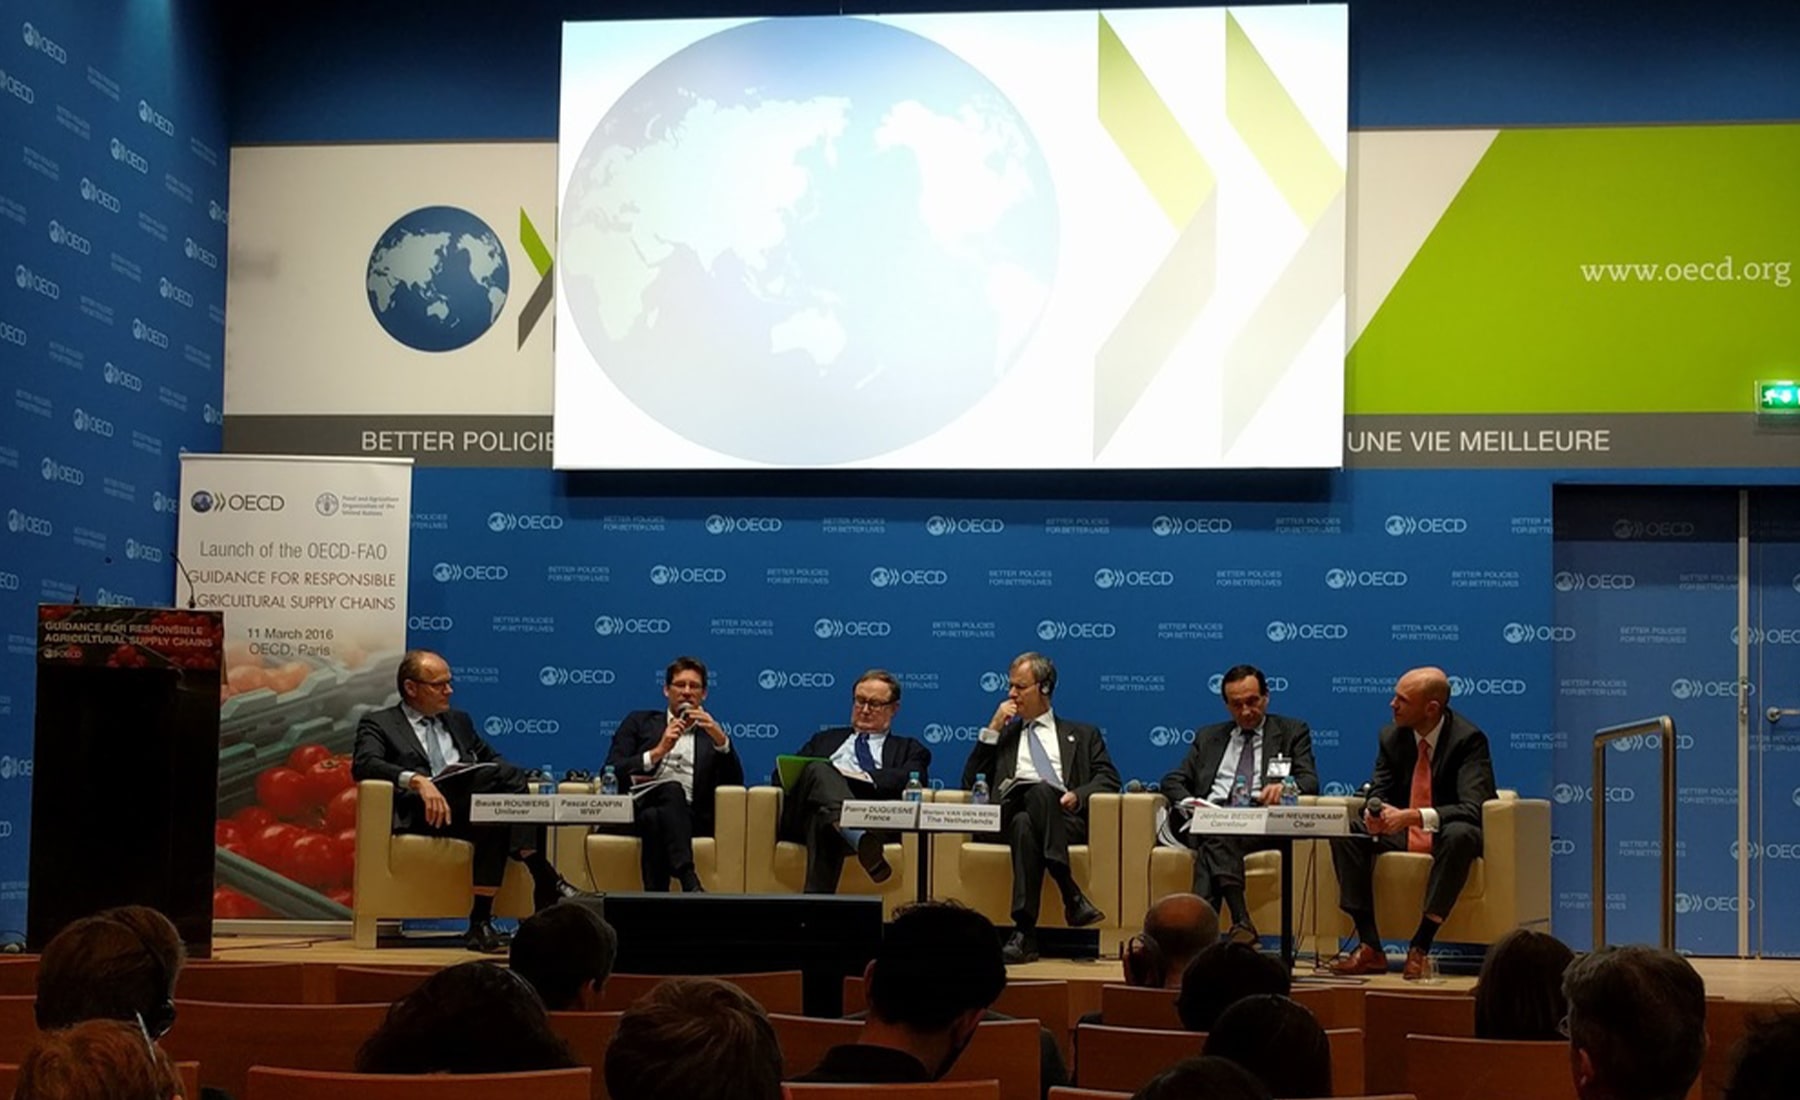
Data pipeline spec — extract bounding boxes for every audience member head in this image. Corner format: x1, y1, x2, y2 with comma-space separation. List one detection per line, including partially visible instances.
1175, 942, 1290, 1031
1125, 893, 1220, 989
1725, 1000, 1800, 1100
1562, 944, 1706, 1100
1203, 994, 1331, 1100
35, 905, 184, 1036
605, 977, 783, 1100
863, 900, 1007, 1076
14, 1018, 182, 1100
355, 961, 576, 1074
1475, 928, 1576, 1040
510, 898, 618, 1011
1131, 1055, 1271, 1100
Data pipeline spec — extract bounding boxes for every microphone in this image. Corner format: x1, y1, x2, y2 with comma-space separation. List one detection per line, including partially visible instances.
173, 553, 199, 609
676, 701, 696, 728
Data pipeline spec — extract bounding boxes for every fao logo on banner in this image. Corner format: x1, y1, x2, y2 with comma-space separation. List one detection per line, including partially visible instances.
1037, 620, 1116, 640
1325, 568, 1407, 589
1094, 568, 1173, 589
705, 514, 782, 534
593, 615, 672, 636
1613, 518, 1696, 540
539, 666, 616, 687
315, 492, 340, 517
1267, 622, 1347, 643
1450, 676, 1527, 697
869, 567, 947, 588
979, 671, 1007, 693
814, 618, 891, 639
651, 565, 727, 585
925, 515, 1003, 536
759, 669, 835, 690
1385, 514, 1467, 536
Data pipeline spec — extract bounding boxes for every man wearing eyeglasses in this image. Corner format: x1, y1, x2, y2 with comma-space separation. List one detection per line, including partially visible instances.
777, 669, 931, 892
964, 651, 1120, 964
353, 649, 579, 953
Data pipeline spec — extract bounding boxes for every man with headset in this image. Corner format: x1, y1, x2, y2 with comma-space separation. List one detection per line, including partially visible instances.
35, 905, 184, 1045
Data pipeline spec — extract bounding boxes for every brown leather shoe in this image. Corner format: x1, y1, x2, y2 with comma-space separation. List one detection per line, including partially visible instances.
1402, 946, 1431, 981
1323, 942, 1388, 976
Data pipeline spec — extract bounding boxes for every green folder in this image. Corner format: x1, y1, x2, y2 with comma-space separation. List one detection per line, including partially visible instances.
776, 755, 829, 790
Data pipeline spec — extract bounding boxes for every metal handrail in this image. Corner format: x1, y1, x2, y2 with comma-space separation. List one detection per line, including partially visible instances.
1592, 715, 1677, 950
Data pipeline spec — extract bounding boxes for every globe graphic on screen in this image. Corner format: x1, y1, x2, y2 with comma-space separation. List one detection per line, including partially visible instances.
366, 205, 510, 352
560, 17, 1058, 464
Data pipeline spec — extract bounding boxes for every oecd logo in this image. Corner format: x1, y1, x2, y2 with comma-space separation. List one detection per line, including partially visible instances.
483, 716, 560, 736
1266, 621, 1347, 643
814, 618, 891, 639
758, 669, 836, 690
95, 587, 135, 606
651, 565, 727, 585
190, 490, 215, 513
1731, 840, 1800, 860
1552, 784, 1636, 804
0, 756, 31, 780
40, 457, 84, 486
1385, 514, 1467, 536
1206, 672, 1291, 693
22, 23, 67, 64
727, 722, 781, 741
406, 615, 454, 631
1151, 515, 1232, 536
80, 177, 121, 214
923, 723, 985, 744
131, 318, 169, 348
1037, 619, 1116, 640
1325, 568, 1407, 589
203, 403, 223, 426
1613, 518, 1696, 540
1504, 623, 1575, 644
870, 567, 947, 588
1553, 571, 1636, 592
109, 137, 149, 174
1321, 781, 1358, 797
208, 199, 227, 224
0, 320, 24, 347
315, 493, 340, 517
1793, 573, 1800, 596
1550, 837, 1577, 857
1670, 678, 1747, 700
0, 571, 18, 591
0, 67, 34, 104
1450, 676, 1527, 697
159, 277, 194, 308
48, 220, 92, 256
593, 616, 672, 636
539, 666, 616, 687
1148, 726, 1196, 747
1609, 732, 1694, 752
432, 563, 509, 582
103, 362, 143, 391
705, 513, 782, 534
488, 511, 564, 532
15, 264, 59, 300
1676, 893, 1750, 914
189, 491, 283, 513
926, 515, 1003, 536
72, 408, 114, 438
137, 98, 175, 136
184, 237, 219, 268
979, 671, 1008, 693
1732, 626, 1800, 646
124, 539, 163, 563
150, 491, 178, 515
1095, 568, 1174, 589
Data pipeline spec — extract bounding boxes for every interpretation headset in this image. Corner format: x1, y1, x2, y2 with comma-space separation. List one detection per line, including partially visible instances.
106, 912, 178, 1039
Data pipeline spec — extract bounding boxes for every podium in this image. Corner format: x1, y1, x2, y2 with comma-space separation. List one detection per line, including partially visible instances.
28, 604, 223, 954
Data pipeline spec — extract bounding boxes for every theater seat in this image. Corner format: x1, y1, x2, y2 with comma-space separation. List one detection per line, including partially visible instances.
931, 790, 1121, 935
552, 784, 746, 894
1313, 791, 1550, 948
350, 780, 535, 948
743, 785, 922, 915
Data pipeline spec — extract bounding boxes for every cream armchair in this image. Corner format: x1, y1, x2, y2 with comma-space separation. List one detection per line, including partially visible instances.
350, 779, 536, 948
550, 784, 747, 895
743, 785, 922, 915
1312, 790, 1551, 946
930, 790, 1122, 935
1120, 792, 1328, 949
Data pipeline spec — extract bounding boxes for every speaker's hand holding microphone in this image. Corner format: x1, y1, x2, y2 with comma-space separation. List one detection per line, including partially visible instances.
653, 703, 692, 762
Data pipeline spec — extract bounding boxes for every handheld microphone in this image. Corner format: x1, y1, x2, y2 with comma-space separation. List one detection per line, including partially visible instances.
676, 700, 695, 728
173, 553, 199, 610
1365, 796, 1385, 818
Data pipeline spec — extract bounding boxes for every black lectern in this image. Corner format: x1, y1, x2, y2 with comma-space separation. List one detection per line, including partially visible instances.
28, 605, 223, 955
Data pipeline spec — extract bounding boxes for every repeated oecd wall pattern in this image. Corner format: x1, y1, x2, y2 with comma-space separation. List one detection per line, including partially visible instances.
0, 1, 228, 944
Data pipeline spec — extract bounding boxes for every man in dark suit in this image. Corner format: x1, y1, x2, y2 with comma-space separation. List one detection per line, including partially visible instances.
963, 651, 1120, 964
604, 656, 744, 893
352, 649, 578, 952
791, 901, 1005, 1084
1161, 664, 1318, 942
778, 669, 931, 892
1325, 665, 1498, 979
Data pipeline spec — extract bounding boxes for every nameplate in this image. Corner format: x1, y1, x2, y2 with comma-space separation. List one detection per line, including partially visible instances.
1185, 805, 1350, 836
840, 800, 920, 830
555, 794, 634, 824
470, 794, 556, 822
917, 802, 1003, 833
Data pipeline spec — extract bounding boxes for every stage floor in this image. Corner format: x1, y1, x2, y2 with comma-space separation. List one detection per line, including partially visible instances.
210, 934, 1800, 1002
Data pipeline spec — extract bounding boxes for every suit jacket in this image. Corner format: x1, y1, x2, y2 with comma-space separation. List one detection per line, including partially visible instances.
1366, 707, 1497, 831
352, 704, 522, 831
606, 708, 745, 837
791, 1045, 931, 1084
1160, 713, 1319, 804
960, 714, 1121, 812
781, 727, 932, 799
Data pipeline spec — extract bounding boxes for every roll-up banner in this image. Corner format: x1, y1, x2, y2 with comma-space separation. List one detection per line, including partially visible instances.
177, 454, 412, 921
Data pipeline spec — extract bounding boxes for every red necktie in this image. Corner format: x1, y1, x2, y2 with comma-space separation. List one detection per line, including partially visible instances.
1408, 737, 1433, 853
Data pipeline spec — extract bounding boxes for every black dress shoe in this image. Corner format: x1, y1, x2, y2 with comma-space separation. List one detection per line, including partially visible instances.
856, 833, 893, 884
464, 918, 510, 954
677, 870, 706, 893
534, 875, 581, 911
1064, 894, 1105, 928
1002, 930, 1039, 964
1225, 921, 1260, 946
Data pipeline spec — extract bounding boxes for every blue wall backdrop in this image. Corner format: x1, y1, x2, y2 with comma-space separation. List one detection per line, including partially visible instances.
0, 0, 228, 943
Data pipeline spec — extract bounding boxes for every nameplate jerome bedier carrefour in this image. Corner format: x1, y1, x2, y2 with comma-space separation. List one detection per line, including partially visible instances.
839, 800, 920, 830
1185, 805, 1350, 836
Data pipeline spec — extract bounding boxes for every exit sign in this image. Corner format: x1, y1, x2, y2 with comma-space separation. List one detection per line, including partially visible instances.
1758, 381, 1800, 413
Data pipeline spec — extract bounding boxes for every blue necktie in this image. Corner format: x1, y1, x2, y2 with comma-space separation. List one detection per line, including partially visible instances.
854, 733, 878, 774
421, 716, 447, 775
1024, 720, 1063, 788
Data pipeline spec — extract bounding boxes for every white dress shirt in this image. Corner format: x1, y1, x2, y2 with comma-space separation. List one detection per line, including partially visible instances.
829, 728, 887, 778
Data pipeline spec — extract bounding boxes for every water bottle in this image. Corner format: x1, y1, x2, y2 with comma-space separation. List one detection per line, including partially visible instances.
1229, 774, 1250, 808
599, 765, 618, 796
903, 771, 924, 803
1280, 774, 1300, 806
970, 773, 990, 805
538, 764, 556, 796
